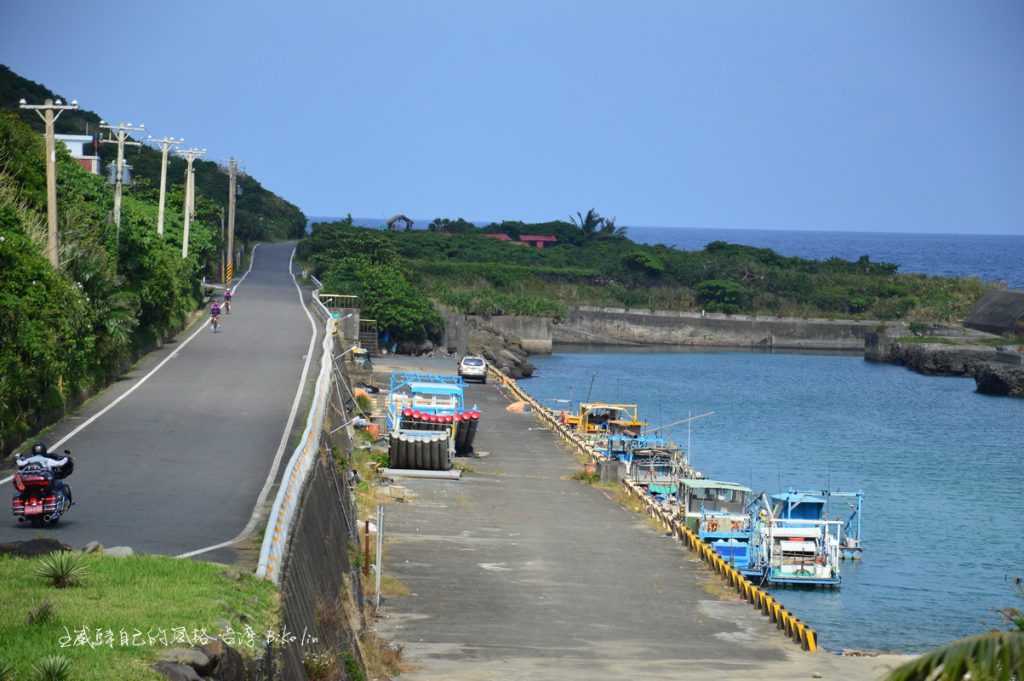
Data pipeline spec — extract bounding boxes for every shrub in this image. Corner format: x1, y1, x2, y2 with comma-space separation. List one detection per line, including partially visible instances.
302, 650, 337, 680
26, 599, 54, 625
35, 551, 88, 589
696, 279, 748, 314
355, 394, 373, 415
31, 655, 71, 681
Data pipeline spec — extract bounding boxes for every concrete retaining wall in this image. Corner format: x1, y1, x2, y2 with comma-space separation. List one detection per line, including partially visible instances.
279, 452, 363, 680
272, 308, 366, 680
554, 306, 907, 351
442, 305, 911, 354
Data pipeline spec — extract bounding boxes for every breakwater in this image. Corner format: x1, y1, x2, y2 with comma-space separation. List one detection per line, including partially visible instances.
485, 364, 820, 653
440, 306, 908, 356
555, 306, 905, 351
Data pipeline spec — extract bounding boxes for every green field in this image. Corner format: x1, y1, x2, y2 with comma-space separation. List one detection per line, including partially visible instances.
0, 553, 278, 680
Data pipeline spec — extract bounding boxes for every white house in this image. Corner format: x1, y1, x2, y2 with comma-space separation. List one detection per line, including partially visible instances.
55, 133, 101, 175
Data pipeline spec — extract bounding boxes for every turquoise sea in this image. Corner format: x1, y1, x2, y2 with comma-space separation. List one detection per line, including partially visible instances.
525, 347, 1024, 653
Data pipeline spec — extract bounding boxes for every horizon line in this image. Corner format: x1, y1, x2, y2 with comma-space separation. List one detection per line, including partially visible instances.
304, 215, 1021, 238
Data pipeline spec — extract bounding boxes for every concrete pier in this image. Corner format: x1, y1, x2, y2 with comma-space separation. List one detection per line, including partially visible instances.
373, 356, 908, 680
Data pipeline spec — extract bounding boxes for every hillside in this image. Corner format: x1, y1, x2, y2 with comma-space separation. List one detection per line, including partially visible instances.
298, 215, 991, 343
0, 108, 218, 456
0, 64, 305, 242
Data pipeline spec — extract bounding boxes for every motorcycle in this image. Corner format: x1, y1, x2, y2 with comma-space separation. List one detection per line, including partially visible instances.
12, 451, 74, 527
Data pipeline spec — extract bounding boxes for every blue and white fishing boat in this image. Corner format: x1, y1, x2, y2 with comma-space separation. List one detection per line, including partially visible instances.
754, 491, 843, 587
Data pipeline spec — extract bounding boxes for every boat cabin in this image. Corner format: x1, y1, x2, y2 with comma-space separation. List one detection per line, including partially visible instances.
770, 492, 826, 522
678, 480, 752, 538
562, 402, 645, 436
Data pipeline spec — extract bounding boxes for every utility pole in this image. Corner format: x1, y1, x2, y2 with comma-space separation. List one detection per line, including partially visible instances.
227, 158, 237, 285
18, 97, 79, 267
220, 207, 226, 283
177, 147, 206, 258
147, 135, 183, 237
100, 121, 144, 244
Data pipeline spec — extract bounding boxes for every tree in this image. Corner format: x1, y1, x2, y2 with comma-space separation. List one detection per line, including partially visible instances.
695, 279, 748, 314
571, 208, 604, 238
599, 216, 627, 238
428, 217, 476, 234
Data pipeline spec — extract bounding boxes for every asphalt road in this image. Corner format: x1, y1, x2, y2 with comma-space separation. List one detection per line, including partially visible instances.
1, 242, 316, 559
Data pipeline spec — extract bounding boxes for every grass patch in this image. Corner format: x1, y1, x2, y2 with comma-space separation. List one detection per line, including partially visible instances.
0, 554, 278, 681
380, 574, 411, 598
360, 630, 403, 679
898, 335, 1024, 347
571, 469, 600, 485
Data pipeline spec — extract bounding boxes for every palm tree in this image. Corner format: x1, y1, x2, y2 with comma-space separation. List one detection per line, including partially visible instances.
571, 209, 603, 238
886, 605, 1023, 681
599, 216, 628, 238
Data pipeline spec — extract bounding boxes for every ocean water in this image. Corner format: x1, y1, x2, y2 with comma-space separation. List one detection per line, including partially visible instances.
525, 347, 1024, 653
628, 226, 1024, 289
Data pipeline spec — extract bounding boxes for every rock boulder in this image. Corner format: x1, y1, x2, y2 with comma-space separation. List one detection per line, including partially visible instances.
0, 538, 71, 557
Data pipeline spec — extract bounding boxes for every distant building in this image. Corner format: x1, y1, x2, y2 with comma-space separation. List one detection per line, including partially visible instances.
519, 234, 557, 249
386, 213, 414, 231
55, 134, 101, 175
482, 233, 512, 241
964, 289, 1024, 336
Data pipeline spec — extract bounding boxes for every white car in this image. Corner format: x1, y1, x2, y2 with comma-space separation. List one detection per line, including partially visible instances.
458, 356, 487, 383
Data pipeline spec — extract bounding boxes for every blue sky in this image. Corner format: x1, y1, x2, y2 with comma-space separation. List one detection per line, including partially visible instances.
1, 1, 1021, 234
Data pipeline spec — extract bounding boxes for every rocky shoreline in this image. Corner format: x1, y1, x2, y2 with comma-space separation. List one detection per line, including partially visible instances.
465, 319, 536, 379
865, 332, 1024, 397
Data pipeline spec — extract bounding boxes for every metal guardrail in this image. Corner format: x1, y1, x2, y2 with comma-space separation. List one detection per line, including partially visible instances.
484, 362, 819, 653
311, 289, 332, 322
256, 311, 335, 584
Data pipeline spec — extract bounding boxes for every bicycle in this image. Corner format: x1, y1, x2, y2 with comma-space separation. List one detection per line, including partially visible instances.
211, 314, 221, 333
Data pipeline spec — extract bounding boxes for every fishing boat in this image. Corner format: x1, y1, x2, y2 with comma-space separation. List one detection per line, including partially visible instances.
675, 479, 754, 539
754, 491, 843, 587
560, 402, 645, 438
385, 372, 481, 470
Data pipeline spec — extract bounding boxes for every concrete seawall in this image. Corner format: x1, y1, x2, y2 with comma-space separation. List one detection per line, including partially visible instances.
553, 306, 907, 351
442, 307, 906, 355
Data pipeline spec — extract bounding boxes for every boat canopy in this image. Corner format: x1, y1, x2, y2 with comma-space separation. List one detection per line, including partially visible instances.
771, 492, 827, 521
408, 382, 464, 397
771, 492, 826, 505
681, 480, 752, 493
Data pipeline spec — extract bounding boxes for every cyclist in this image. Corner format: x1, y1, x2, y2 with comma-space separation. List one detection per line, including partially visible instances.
223, 288, 233, 314
210, 300, 222, 332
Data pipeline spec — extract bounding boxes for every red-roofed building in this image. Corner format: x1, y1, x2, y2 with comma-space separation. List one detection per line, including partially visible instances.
519, 234, 558, 249
482, 233, 512, 241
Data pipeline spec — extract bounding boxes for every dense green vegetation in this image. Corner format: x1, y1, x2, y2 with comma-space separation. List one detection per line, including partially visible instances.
0, 65, 306, 242
299, 214, 989, 343
0, 111, 217, 456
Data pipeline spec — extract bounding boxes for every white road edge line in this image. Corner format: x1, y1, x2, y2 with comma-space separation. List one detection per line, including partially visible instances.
176, 246, 317, 559
0, 245, 261, 487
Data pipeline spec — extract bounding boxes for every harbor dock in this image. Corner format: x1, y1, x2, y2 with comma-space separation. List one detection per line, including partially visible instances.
372, 356, 907, 680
